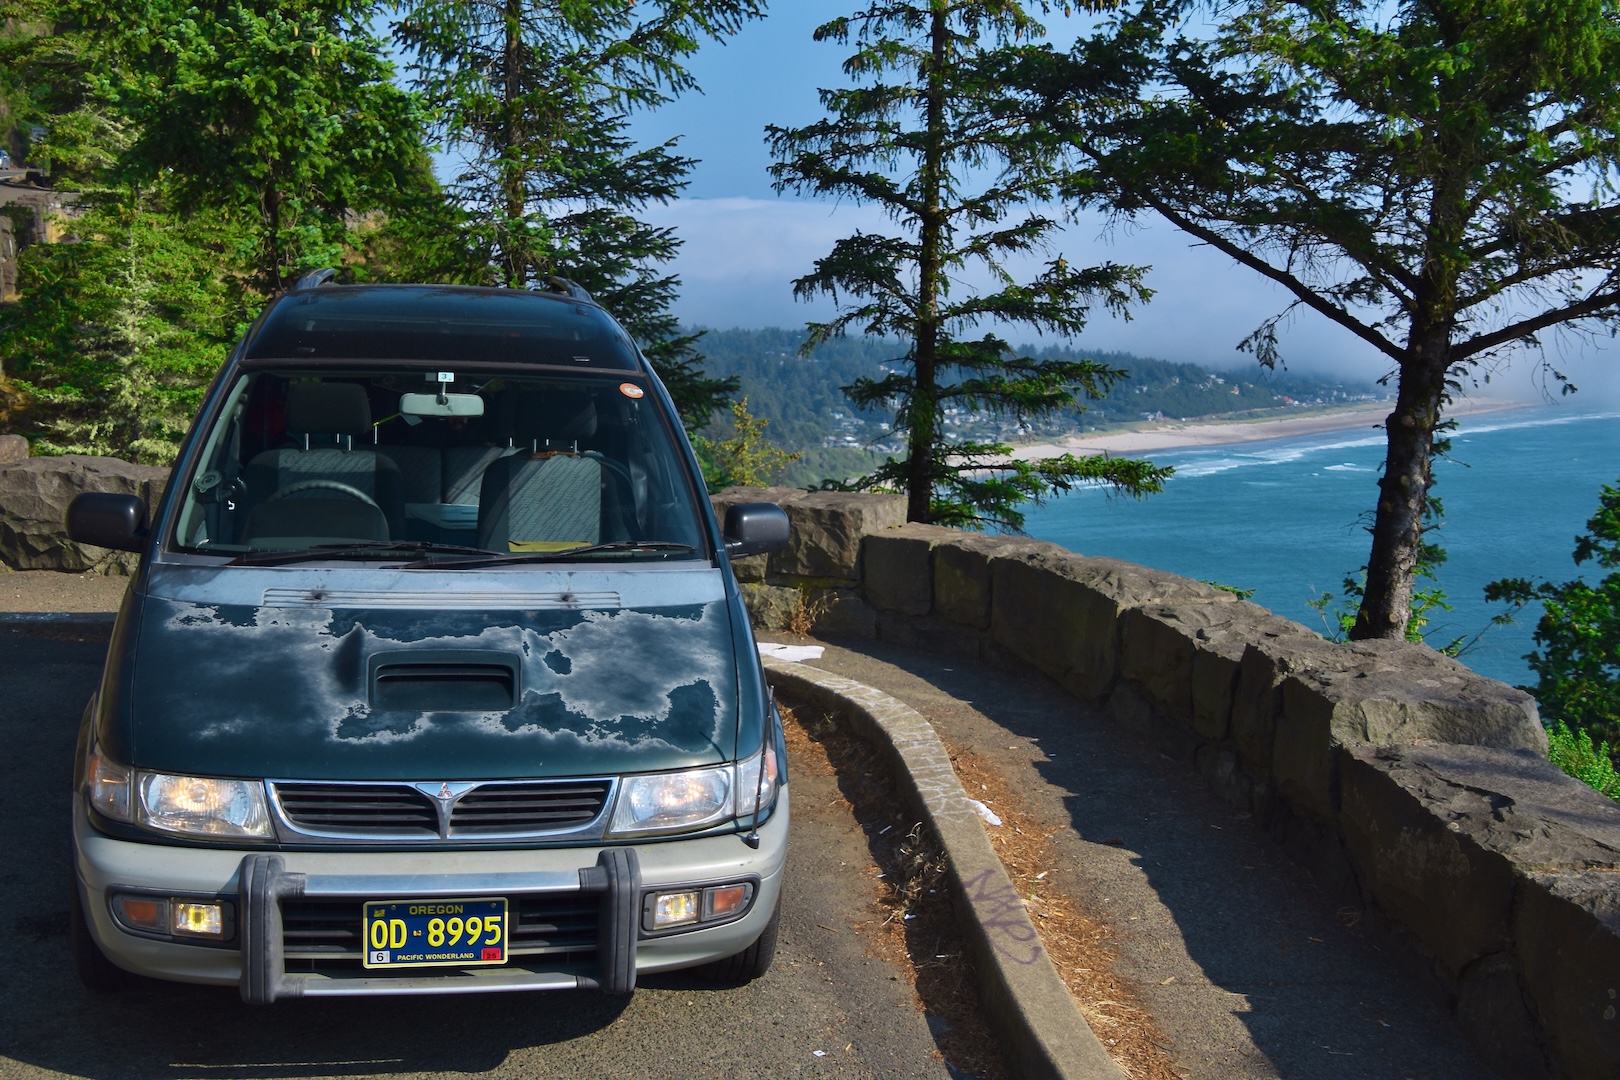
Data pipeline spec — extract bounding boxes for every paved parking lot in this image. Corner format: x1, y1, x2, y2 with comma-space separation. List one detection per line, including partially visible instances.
0, 623, 959, 1080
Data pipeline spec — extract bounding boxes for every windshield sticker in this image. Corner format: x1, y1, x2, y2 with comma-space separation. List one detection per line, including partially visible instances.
618, 382, 644, 399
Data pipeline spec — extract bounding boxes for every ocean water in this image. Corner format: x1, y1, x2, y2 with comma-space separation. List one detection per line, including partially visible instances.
1020, 405, 1620, 689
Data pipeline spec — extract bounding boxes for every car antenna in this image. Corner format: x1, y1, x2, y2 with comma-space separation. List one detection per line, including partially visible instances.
743, 686, 775, 850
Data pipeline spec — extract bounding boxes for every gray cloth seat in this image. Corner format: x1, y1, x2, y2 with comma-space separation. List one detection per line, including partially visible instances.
242, 382, 404, 544
476, 391, 617, 552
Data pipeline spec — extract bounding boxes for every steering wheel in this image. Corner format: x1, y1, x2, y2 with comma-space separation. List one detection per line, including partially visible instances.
265, 479, 380, 509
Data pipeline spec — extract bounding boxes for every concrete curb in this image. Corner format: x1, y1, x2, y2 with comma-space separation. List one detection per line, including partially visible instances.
763, 656, 1126, 1080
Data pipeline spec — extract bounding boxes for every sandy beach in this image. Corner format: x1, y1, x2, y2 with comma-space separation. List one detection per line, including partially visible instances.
1004, 397, 1534, 459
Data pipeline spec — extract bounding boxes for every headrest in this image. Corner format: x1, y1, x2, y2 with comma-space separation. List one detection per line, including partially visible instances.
285, 382, 372, 436
510, 390, 597, 444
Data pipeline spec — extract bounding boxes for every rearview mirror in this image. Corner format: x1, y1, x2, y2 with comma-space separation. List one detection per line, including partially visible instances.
400, 392, 485, 418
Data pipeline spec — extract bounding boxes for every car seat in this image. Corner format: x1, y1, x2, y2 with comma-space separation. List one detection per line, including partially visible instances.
241, 382, 404, 544
475, 391, 608, 552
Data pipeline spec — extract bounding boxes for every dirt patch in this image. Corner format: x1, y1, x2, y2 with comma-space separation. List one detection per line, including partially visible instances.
783, 703, 1182, 1080
948, 743, 1182, 1080
783, 703, 1005, 1080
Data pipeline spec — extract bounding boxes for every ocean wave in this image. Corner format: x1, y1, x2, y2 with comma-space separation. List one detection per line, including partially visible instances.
1453, 408, 1620, 438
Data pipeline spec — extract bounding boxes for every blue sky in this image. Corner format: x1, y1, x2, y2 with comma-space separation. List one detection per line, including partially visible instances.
623, 3, 1611, 401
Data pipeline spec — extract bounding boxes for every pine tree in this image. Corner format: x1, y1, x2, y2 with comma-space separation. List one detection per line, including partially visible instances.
79, 0, 427, 294
0, 193, 243, 463
392, 0, 761, 428
1040, 0, 1620, 637
767, 1, 1170, 530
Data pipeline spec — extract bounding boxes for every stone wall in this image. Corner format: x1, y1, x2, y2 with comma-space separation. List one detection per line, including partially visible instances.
0, 454, 169, 574
720, 487, 1620, 1080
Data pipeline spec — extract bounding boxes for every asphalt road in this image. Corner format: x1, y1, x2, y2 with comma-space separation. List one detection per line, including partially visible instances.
0, 624, 960, 1080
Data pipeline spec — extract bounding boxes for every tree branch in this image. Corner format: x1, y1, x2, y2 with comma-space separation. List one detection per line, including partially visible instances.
1136, 193, 1406, 362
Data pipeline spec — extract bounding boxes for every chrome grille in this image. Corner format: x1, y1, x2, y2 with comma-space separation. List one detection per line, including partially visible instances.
270, 778, 613, 841
275, 783, 437, 838
450, 781, 611, 833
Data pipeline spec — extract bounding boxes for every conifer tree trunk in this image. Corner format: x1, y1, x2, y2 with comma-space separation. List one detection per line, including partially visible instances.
907, 3, 951, 524
1352, 334, 1449, 639
1352, 170, 1467, 640
501, 0, 525, 289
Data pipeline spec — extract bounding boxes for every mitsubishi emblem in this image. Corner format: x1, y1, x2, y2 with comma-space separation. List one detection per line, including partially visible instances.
437, 782, 453, 800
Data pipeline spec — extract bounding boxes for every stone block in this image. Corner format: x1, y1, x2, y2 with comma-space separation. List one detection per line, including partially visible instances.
1281, 637, 1547, 753
1455, 953, 1554, 1080
934, 534, 1057, 630
874, 612, 985, 659
0, 433, 27, 465
771, 491, 906, 583
1121, 600, 1303, 739
812, 587, 879, 639
1107, 681, 1200, 763
1513, 871, 1620, 1080
1273, 682, 1340, 821
0, 455, 169, 573
1338, 745, 1518, 974
862, 522, 958, 616
991, 551, 1233, 704
1232, 634, 1358, 779
736, 582, 802, 632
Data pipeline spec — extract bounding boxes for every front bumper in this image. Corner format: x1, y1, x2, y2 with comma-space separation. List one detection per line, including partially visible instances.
72, 789, 787, 1001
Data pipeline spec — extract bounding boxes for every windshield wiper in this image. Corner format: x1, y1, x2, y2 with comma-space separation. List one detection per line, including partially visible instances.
402, 540, 698, 569
228, 540, 493, 567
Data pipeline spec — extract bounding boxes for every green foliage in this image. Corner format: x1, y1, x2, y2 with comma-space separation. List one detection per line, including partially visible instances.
768, 1, 1170, 531
1486, 480, 1620, 759
0, 193, 244, 463
79, 0, 428, 293
693, 397, 802, 492
392, 0, 758, 428
1043, 0, 1620, 637
1309, 559, 1463, 653
1545, 721, 1620, 802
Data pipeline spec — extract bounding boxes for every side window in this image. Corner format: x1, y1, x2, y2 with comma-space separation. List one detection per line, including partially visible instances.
172, 376, 252, 549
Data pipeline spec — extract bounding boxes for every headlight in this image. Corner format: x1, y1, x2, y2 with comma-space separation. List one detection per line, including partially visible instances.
83, 743, 271, 840
86, 750, 132, 822
138, 773, 273, 839
611, 763, 733, 835
609, 744, 781, 838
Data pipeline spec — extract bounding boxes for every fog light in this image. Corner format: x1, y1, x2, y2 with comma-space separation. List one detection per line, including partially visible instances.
172, 901, 224, 938
706, 884, 750, 919
113, 895, 168, 932
652, 891, 701, 928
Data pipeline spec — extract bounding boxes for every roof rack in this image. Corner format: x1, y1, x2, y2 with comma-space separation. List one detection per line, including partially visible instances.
540, 277, 593, 302
292, 268, 337, 291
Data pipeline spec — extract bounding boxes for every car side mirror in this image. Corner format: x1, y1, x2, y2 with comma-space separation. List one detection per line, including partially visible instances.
66, 492, 149, 553
723, 503, 790, 558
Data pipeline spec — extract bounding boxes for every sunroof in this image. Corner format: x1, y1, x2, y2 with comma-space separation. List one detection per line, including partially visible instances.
245, 285, 641, 368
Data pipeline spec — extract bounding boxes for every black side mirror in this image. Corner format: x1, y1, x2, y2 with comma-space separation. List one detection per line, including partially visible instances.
723, 502, 790, 558
66, 492, 149, 553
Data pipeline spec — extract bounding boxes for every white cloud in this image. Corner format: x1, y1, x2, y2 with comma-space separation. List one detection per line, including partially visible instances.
650, 197, 1611, 396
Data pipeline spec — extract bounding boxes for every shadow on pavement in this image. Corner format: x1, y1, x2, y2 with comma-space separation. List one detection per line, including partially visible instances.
809, 635, 1490, 1080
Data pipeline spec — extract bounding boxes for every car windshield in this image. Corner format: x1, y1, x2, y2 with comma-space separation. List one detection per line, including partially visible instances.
170, 368, 708, 562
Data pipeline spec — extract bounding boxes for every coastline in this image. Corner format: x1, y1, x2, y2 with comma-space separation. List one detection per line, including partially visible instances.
1005, 397, 1535, 459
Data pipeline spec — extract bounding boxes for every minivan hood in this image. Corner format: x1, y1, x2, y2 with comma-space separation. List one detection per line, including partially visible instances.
119, 582, 742, 781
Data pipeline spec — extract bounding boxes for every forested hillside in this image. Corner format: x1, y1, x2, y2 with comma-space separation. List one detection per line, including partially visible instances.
690, 326, 1381, 456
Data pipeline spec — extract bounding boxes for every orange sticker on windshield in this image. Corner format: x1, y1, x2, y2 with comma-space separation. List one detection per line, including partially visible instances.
619, 383, 645, 399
